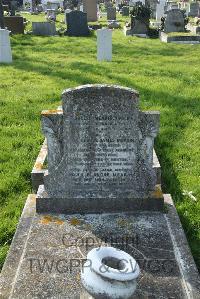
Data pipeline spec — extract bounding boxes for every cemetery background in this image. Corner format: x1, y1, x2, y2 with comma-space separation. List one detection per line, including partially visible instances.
0, 11, 200, 275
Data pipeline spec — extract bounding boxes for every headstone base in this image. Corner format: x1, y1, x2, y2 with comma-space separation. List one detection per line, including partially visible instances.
160, 32, 200, 44
124, 26, 148, 38
36, 184, 164, 213
0, 194, 199, 298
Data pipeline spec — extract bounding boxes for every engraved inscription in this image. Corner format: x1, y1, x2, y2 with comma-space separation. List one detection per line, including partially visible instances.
68, 113, 138, 186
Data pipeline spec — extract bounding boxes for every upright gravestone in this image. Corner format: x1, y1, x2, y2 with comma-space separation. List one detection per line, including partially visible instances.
125, 3, 150, 36
189, 2, 200, 17
164, 9, 185, 33
122, 6, 129, 16
36, 85, 163, 213
83, 0, 98, 22
0, 29, 12, 63
65, 10, 90, 36
46, 9, 56, 21
156, 0, 166, 21
97, 29, 112, 61
4, 16, 24, 34
107, 6, 116, 20
32, 22, 57, 36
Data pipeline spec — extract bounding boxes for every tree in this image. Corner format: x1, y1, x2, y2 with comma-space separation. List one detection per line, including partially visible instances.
0, 0, 5, 29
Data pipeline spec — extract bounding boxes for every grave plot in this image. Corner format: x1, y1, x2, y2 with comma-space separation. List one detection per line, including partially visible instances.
0, 85, 199, 299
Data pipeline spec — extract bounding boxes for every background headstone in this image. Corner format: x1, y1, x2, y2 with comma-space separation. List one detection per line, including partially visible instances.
0, 29, 12, 63
65, 10, 90, 36
156, 0, 166, 21
164, 9, 185, 33
83, 0, 98, 22
189, 2, 200, 17
97, 28, 112, 61
4, 16, 24, 34
121, 6, 129, 16
32, 22, 57, 36
107, 6, 116, 20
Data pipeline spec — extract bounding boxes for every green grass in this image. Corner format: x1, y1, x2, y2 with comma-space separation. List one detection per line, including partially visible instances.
0, 13, 200, 271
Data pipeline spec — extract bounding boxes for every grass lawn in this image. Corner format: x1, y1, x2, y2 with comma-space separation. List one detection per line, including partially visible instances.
0, 13, 200, 271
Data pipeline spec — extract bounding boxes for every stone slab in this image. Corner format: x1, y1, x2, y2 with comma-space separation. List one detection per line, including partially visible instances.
0, 194, 199, 298
160, 32, 200, 43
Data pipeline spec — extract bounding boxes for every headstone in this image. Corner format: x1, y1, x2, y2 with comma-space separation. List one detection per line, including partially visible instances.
105, 1, 113, 9
46, 8, 56, 21
64, 8, 72, 24
37, 4, 43, 12
125, 3, 150, 36
83, 0, 98, 22
2, 4, 9, 12
97, 29, 112, 61
164, 9, 185, 33
146, 0, 157, 18
107, 6, 116, 20
121, 6, 129, 16
189, 2, 200, 17
36, 85, 163, 213
0, 29, 12, 63
46, 1, 60, 10
156, 0, 165, 21
10, 0, 17, 16
65, 10, 90, 36
4, 16, 24, 34
32, 22, 57, 36
108, 20, 120, 29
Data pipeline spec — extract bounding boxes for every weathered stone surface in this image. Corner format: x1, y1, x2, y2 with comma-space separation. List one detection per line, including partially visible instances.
36, 85, 162, 213
65, 11, 90, 37
31, 142, 161, 194
1, 194, 200, 298
164, 9, 185, 33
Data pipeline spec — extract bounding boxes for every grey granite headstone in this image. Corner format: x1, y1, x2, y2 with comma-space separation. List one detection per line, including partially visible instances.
64, 10, 90, 36
189, 2, 200, 17
107, 7, 116, 20
36, 85, 163, 213
164, 9, 185, 33
32, 22, 56, 36
122, 6, 130, 16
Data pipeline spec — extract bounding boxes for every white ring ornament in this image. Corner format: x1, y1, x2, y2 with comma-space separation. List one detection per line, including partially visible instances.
81, 247, 140, 299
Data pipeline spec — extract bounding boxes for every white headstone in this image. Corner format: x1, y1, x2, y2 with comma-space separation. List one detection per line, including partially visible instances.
0, 29, 12, 64
156, 0, 166, 21
97, 28, 112, 62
